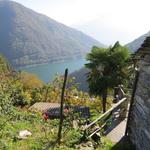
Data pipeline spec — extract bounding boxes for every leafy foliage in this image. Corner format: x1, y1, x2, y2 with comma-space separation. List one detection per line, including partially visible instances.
0, 54, 113, 149
20, 71, 44, 90
85, 42, 131, 112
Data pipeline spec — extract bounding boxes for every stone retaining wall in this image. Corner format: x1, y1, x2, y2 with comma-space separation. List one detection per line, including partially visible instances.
128, 55, 150, 150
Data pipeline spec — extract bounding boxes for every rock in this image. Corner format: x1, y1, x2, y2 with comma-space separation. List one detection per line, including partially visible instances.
18, 130, 32, 139
73, 120, 79, 129
76, 141, 94, 150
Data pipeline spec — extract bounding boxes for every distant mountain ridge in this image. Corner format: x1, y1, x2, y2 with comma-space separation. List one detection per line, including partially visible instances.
126, 31, 150, 52
0, 0, 104, 68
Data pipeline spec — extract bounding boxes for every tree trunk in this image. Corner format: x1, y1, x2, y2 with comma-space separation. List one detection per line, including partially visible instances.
102, 89, 107, 113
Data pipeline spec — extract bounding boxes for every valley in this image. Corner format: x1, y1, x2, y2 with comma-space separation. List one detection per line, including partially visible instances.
21, 58, 86, 83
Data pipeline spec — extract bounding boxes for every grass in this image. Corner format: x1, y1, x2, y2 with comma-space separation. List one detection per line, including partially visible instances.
98, 137, 135, 150
0, 98, 134, 150
0, 115, 135, 150
0, 109, 85, 150
0, 111, 59, 150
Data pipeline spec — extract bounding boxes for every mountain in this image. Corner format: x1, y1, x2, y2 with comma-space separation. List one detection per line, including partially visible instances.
69, 67, 89, 92
73, 19, 137, 46
0, 1, 104, 68
126, 31, 150, 52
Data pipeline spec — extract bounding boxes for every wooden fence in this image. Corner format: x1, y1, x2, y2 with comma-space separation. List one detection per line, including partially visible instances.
83, 97, 129, 139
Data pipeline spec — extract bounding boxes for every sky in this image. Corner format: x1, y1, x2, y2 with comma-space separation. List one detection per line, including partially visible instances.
13, 0, 150, 45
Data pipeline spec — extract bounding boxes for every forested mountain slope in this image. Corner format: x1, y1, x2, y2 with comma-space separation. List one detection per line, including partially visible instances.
0, 0, 104, 68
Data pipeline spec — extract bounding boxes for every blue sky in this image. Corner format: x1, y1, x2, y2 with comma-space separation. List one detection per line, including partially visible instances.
13, 0, 150, 45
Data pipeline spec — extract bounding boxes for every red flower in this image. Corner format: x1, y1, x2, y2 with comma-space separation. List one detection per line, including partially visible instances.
43, 113, 49, 121
64, 108, 69, 113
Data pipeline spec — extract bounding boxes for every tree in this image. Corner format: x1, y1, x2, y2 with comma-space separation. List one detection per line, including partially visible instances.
85, 42, 131, 113
0, 54, 9, 73
20, 71, 43, 90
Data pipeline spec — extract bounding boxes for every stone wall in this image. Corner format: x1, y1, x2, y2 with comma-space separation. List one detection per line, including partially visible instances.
128, 54, 150, 150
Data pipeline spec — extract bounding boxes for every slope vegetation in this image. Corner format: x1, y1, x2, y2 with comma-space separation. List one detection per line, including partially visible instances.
0, 0, 104, 68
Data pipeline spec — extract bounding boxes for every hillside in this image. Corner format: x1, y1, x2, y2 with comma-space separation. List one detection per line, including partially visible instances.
126, 31, 150, 52
0, 0, 104, 68
69, 67, 89, 92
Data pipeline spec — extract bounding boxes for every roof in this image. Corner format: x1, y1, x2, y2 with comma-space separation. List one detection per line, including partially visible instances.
137, 37, 150, 55
29, 102, 60, 112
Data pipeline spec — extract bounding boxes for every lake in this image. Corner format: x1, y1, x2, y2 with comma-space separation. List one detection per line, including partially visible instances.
21, 58, 86, 83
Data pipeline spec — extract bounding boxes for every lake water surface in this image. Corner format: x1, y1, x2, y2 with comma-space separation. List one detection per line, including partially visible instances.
22, 58, 86, 83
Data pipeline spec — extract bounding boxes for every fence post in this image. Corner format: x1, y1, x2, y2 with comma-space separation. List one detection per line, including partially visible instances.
119, 98, 128, 120
57, 68, 68, 144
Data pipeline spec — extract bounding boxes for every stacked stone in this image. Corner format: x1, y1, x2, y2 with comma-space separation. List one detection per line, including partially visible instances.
138, 36, 150, 54
128, 37, 150, 150
140, 37, 150, 48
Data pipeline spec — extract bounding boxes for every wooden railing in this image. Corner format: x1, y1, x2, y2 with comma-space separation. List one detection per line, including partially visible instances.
83, 97, 129, 138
